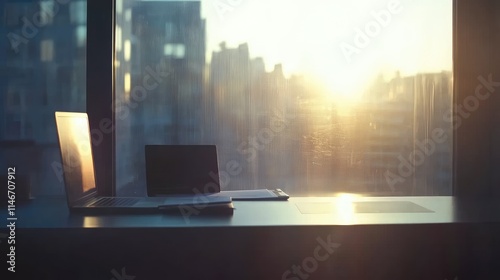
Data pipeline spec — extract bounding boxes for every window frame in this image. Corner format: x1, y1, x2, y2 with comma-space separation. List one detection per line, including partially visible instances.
87, 0, 500, 198
453, 0, 500, 197
87, 0, 115, 196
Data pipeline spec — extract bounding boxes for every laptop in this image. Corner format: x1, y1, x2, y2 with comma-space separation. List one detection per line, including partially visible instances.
55, 111, 231, 214
145, 145, 290, 201
145, 145, 221, 196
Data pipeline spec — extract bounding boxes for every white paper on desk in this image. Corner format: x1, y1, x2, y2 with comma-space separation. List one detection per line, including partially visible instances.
208, 189, 278, 200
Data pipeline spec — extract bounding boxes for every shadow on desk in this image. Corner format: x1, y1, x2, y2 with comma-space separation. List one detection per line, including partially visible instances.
3, 223, 499, 279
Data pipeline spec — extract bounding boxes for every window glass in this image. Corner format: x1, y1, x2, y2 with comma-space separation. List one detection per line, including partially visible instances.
40, 39, 54, 61
39, 0, 55, 25
69, 1, 86, 25
0, 0, 87, 196
115, 0, 453, 196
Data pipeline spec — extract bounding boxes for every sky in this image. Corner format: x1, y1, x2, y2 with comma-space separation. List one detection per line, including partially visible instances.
199, 0, 453, 100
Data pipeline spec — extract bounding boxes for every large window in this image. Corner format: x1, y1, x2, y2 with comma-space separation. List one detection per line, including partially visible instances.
0, 0, 86, 196
114, 0, 453, 196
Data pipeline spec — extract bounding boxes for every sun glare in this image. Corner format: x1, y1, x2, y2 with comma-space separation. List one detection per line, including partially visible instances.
201, 0, 451, 103
323, 72, 367, 102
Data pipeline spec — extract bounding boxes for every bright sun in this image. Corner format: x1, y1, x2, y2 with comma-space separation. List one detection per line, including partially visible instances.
325, 75, 366, 103
318, 65, 373, 106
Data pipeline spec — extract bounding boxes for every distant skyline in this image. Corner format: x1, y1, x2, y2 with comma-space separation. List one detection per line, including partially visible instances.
200, 0, 453, 101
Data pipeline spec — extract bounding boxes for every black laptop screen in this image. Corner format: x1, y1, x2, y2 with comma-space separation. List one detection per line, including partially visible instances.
55, 112, 97, 203
145, 145, 220, 195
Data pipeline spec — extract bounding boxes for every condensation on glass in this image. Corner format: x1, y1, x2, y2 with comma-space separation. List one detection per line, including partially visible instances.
115, 0, 453, 196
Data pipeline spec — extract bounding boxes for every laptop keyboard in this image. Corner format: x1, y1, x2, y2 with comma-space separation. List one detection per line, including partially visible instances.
89, 197, 141, 207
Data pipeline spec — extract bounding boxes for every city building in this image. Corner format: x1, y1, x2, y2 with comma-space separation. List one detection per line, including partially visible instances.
115, 1, 206, 195
0, 0, 86, 195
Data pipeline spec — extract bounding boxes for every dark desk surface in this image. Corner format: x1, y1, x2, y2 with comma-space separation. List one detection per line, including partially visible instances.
3, 196, 500, 228
3, 196, 500, 280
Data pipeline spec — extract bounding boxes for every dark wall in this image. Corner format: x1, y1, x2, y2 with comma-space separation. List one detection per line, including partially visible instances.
454, 0, 500, 196
493, 1, 500, 195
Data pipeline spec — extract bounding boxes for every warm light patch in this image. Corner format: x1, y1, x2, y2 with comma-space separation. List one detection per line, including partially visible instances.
124, 40, 131, 61
70, 118, 95, 193
124, 72, 131, 101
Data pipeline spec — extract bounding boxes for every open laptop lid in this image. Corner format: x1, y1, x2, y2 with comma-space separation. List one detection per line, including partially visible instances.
55, 111, 98, 207
145, 145, 220, 195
